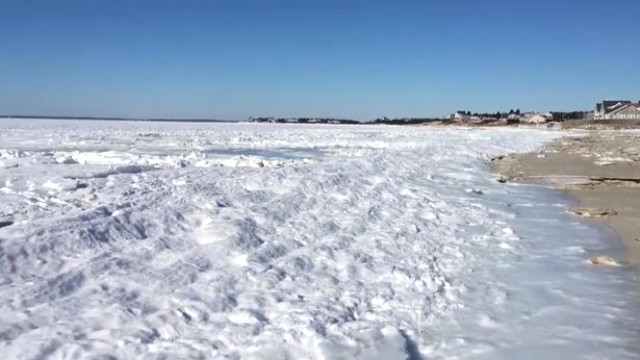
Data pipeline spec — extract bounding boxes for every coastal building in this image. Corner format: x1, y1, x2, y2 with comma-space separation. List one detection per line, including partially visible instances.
594, 100, 640, 120
522, 113, 551, 124
451, 111, 471, 121
610, 104, 640, 120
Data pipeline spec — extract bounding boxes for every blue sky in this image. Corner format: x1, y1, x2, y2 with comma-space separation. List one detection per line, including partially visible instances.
1, 0, 639, 120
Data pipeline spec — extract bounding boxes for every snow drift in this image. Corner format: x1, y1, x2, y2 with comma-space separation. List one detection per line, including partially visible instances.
0, 120, 638, 359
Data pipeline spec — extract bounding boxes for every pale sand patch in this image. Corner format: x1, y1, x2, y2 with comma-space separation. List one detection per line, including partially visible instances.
492, 131, 640, 265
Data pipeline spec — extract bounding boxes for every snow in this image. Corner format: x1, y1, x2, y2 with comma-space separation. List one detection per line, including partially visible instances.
0, 119, 638, 359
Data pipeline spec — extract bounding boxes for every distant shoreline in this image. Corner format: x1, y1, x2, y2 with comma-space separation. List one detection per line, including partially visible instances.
0, 113, 584, 126
3, 115, 638, 129
0, 115, 236, 123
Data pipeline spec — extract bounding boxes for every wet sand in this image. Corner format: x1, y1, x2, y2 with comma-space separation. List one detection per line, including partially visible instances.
492, 131, 640, 265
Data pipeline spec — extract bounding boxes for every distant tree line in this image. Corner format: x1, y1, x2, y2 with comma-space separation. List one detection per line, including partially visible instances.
372, 117, 445, 125
550, 111, 587, 122
468, 109, 521, 119
0, 115, 232, 123
245, 109, 589, 126
249, 117, 360, 124
465, 109, 587, 122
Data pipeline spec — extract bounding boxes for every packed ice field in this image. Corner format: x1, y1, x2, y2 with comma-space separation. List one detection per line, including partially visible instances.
0, 119, 638, 359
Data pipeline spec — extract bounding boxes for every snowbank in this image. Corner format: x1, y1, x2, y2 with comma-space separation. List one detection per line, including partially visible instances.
0, 120, 637, 359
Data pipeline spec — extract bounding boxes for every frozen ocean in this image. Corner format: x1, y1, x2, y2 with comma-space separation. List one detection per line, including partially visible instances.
0, 119, 638, 359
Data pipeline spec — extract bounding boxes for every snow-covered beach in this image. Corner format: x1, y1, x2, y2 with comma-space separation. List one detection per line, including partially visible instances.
0, 120, 638, 359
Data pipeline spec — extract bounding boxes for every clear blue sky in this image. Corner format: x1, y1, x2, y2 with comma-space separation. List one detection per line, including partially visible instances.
1, 0, 639, 120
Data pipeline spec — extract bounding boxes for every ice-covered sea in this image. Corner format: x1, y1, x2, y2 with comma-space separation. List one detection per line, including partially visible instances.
0, 120, 638, 359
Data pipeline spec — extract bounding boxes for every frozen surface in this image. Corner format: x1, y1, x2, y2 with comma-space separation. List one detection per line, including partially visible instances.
0, 120, 638, 359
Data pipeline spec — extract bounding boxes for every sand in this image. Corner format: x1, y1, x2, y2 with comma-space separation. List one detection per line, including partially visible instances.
492, 130, 640, 265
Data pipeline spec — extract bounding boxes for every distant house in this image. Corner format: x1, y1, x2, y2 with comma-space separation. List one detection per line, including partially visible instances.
522, 113, 551, 124
594, 100, 640, 120
451, 111, 470, 122
608, 103, 640, 120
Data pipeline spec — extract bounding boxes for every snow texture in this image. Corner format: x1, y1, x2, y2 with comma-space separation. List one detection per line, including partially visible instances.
0, 120, 638, 359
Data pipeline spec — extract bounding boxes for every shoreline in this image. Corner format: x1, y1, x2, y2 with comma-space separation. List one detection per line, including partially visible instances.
492, 130, 640, 268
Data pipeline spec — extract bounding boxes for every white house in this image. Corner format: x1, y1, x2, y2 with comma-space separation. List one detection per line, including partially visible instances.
522, 113, 551, 124
450, 111, 470, 122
